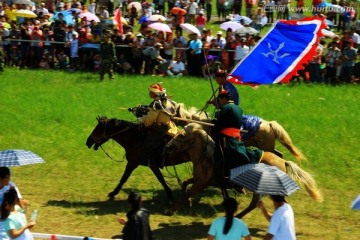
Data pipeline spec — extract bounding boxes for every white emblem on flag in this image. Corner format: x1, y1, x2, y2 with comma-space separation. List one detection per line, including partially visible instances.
262, 42, 290, 64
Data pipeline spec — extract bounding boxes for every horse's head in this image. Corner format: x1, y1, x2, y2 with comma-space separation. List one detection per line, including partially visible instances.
86, 116, 129, 150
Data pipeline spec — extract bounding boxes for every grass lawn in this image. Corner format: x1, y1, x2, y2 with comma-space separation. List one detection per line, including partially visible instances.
0, 68, 359, 239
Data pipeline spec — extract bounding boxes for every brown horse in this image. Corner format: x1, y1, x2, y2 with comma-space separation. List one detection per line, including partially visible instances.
175, 103, 307, 163
165, 126, 323, 217
86, 116, 190, 203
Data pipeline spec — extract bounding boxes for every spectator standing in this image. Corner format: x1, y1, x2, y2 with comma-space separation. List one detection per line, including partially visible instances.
118, 191, 153, 240
215, 31, 226, 49
257, 195, 296, 240
208, 197, 251, 240
187, 33, 203, 77
187, 0, 198, 24
324, 41, 342, 85
99, 6, 109, 20
340, 40, 357, 83
70, 32, 79, 69
196, 11, 207, 34
99, 33, 116, 80
205, 0, 212, 21
88, 0, 96, 14
0, 167, 29, 240
1, 188, 35, 240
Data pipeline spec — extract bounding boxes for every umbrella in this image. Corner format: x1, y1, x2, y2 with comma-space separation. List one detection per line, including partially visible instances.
148, 22, 172, 33
67, 8, 82, 14
15, 9, 37, 18
316, 1, 333, 8
351, 194, 360, 210
0, 150, 45, 167
234, 26, 259, 36
171, 7, 187, 15
79, 12, 100, 22
180, 23, 201, 36
330, 5, 345, 13
220, 21, 243, 32
127, 2, 142, 11
230, 163, 300, 196
53, 11, 74, 25
13, 0, 32, 4
148, 14, 167, 22
233, 15, 253, 25
290, 13, 305, 20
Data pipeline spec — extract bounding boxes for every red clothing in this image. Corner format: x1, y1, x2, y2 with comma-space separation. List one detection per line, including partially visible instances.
196, 15, 206, 27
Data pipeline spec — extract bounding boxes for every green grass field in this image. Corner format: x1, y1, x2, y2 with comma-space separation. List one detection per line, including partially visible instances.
0, 68, 359, 239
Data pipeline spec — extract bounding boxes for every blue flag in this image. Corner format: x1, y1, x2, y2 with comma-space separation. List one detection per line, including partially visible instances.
230, 18, 326, 85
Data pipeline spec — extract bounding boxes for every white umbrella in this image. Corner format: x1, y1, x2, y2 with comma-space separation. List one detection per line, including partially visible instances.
233, 15, 253, 25
180, 23, 201, 36
220, 21, 244, 32
13, 0, 32, 5
127, 2, 142, 11
148, 14, 167, 22
234, 26, 259, 36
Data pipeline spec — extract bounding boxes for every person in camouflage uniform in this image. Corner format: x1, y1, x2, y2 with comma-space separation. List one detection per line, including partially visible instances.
99, 33, 116, 80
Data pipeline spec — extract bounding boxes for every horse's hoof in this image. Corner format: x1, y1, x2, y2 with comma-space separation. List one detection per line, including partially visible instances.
108, 192, 116, 200
165, 210, 174, 216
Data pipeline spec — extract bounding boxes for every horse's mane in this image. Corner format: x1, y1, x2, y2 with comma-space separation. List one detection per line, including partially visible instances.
176, 103, 210, 121
97, 116, 142, 133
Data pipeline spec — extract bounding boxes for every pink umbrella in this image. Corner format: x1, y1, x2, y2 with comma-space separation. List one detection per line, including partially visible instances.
148, 22, 172, 33
79, 12, 100, 23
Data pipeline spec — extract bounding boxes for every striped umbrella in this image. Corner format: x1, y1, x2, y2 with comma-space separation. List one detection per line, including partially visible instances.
0, 150, 45, 167
230, 163, 299, 196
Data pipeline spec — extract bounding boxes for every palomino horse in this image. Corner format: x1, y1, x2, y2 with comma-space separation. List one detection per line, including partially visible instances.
165, 125, 323, 217
86, 116, 190, 203
175, 103, 306, 163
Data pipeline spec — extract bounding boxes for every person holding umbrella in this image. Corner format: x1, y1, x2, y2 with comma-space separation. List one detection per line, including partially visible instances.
257, 195, 296, 240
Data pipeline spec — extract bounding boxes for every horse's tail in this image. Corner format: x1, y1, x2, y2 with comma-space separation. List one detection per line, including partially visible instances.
285, 161, 323, 202
269, 121, 307, 163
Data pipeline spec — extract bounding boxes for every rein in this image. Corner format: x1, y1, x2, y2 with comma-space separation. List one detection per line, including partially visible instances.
95, 121, 131, 163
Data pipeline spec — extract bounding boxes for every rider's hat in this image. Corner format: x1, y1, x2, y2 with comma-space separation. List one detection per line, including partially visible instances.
148, 83, 166, 96
215, 69, 227, 77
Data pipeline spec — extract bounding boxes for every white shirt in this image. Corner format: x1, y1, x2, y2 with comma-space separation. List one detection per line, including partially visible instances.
169, 60, 185, 72
88, 3, 96, 14
268, 203, 296, 240
235, 44, 249, 60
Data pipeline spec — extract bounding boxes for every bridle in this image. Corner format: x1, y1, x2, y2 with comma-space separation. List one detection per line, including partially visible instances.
91, 119, 131, 162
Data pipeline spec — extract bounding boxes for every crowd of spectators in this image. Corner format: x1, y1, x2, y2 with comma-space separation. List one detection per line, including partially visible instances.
0, 0, 359, 84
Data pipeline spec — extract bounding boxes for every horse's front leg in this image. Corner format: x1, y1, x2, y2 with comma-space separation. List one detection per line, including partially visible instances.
235, 193, 260, 219
108, 163, 138, 199
150, 166, 174, 204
